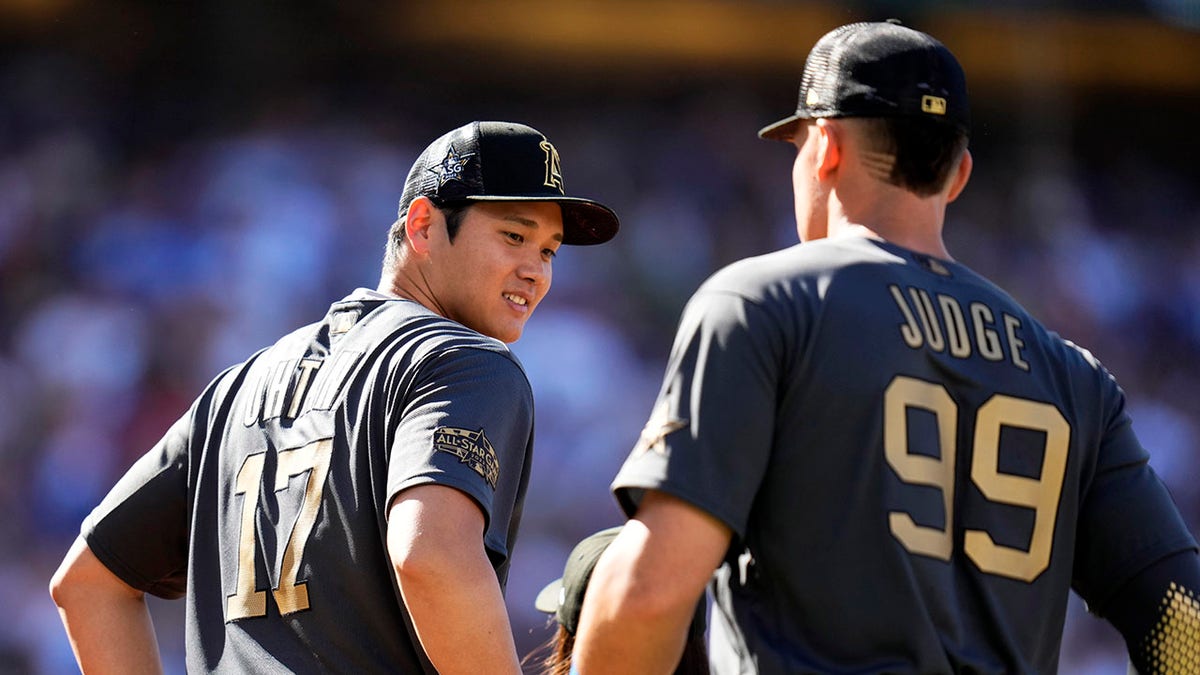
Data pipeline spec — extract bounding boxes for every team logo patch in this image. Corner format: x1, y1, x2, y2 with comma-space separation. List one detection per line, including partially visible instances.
632, 403, 688, 458
429, 146, 475, 188
539, 139, 564, 193
434, 427, 500, 489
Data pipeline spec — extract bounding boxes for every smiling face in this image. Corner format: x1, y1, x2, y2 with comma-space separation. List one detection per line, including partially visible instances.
423, 201, 563, 343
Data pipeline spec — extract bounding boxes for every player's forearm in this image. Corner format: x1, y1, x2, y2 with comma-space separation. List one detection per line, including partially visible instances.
574, 598, 690, 673
50, 538, 163, 675
395, 548, 520, 674
575, 492, 731, 674
573, 552, 693, 674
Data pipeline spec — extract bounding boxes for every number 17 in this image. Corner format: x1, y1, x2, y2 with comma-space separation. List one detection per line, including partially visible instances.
226, 438, 333, 621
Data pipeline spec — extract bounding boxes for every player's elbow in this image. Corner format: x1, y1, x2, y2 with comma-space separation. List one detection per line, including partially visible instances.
48, 560, 72, 610
388, 538, 446, 584
386, 485, 488, 587
50, 551, 92, 613
50, 537, 143, 613
387, 518, 482, 588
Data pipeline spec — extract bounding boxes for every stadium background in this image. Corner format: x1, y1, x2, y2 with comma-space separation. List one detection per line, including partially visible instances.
2, 1, 1198, 672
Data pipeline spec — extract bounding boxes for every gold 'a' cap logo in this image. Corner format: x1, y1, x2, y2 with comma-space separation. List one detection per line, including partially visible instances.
540, 140, 564, 193
921, 95, 948, 116
805, 88, 820, 106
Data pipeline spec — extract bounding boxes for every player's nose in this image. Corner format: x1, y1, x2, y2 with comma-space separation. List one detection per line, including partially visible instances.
516, 253, 551, 290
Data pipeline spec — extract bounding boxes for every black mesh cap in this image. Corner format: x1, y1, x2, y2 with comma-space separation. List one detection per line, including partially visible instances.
759, 20, 970, 141
397, 121, 619, 245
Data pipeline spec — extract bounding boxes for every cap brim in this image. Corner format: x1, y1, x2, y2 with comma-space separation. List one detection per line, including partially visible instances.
463, 195, 619, 246
534, 578, 564, 614
757, 114, 806, 141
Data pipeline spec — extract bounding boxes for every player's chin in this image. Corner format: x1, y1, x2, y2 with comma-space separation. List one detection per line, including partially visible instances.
485, 317, 529, 344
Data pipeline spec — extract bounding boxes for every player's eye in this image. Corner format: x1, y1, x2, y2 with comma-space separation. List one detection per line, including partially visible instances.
504, 231, 524, 244
542, 248, 558, 260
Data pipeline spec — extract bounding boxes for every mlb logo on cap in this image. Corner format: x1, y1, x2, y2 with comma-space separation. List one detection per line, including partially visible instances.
759, 20, 970, 141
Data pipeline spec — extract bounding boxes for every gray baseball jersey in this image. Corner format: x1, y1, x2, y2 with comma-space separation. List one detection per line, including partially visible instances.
82, 289, 535, 673
613, 237, 1196, 674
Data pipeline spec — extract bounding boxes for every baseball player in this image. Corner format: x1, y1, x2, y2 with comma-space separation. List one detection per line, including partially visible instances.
573, 21, 1200, 674
49, 121, 619, 674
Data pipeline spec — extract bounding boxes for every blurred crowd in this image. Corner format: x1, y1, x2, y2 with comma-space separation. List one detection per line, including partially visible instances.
2, 35, 1199, 675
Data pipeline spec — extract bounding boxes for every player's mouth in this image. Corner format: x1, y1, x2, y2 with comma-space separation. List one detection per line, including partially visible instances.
503, 292, 529, 309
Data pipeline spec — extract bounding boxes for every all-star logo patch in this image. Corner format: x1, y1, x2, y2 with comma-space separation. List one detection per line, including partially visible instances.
632, 402, 688, 458
433, 426, 499, 489
428, 145, 475, 188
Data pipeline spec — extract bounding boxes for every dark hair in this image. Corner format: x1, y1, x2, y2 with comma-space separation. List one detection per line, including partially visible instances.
857, 117, 968, 197
525, 621, 711, 675
383, 202, 473, 268
435, 202, 472, 241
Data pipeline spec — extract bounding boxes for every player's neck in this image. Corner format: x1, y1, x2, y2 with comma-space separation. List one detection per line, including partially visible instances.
829, 189, 954, 261
377, 265, 447, 316
843, 225, 953, 261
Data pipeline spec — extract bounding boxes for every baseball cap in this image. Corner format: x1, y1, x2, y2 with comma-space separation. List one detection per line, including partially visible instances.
759, 20, 970, 141
535, 526, 621, 635
397, 121, 619, 245
534, 526, 707, 638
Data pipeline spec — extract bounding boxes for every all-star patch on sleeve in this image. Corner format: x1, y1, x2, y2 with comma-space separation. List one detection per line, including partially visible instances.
432, 426, 500, 489
385, 341, 535, 570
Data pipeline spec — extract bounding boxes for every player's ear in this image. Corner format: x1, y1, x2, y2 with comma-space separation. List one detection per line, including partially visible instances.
404, 197, 438, 255
946, 148, 973, 204
814, 119, 841, 182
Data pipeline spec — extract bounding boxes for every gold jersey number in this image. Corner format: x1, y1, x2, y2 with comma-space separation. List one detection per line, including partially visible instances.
226, 438, 334, 621
884, 376, 1070, 582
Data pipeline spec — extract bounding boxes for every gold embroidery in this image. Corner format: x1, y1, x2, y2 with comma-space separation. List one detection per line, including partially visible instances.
434, 427, 500, 489
633, 403, 688, 458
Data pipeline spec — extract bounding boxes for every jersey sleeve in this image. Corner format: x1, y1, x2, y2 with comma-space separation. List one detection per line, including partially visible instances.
81, 409, 193, 599
1072, 369, 1199, 612
1096, 550, 1200, 674
385, 346, 534, 563
612, 289, 784, 538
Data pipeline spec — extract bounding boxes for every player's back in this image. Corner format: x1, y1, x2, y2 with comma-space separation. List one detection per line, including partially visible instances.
184, 290, 532, 672
701, 237, 1166, 674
